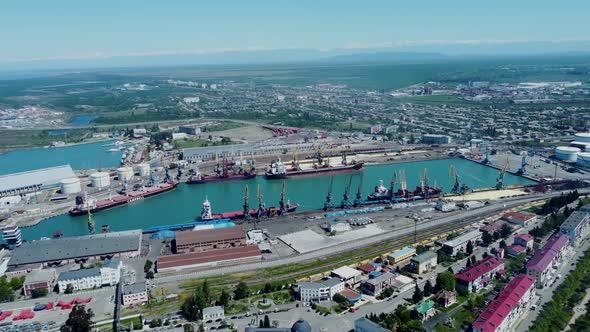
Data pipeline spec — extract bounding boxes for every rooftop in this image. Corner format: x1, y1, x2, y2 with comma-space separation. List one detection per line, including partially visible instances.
0, 165, 76, 193
410, 251, 437, 264
560, 210, 590, 230
443, 229, 481, 248
388, 246, 415, 259
24, 268, 55, 284
175, 226, 246, 246
514, 233, 534, 242
122, 282, 146, 295
158, 245, 261, 270
472, 274, 536, 332
331, 266, 361, 280
456, 256, 504, 283
415, 300, 435, 315
354, 317, 389, 332
502, 211, 537, 223
526, 233, 569, 273
58, 268, 100, 281
203, 306, 224, 316
9, 230, 142, 266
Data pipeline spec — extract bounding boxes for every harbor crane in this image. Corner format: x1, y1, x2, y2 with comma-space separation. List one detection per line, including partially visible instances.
323, 176, 335, 211
353, 173, 364, 207
256, 185, 266, 219
243, 185, 251, 221
86, 198, 94, 234
496, 159, 510, 190
449, 164, 470, 195
482, 144, 491, 164
341, 175, 353, 208
516, 152, 528, 175
291, 145, 300, 170
389, 170, 397, 195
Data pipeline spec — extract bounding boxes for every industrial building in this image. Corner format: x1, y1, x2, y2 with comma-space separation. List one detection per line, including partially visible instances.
472, 274, 536, 332
8, 230, 142, 267
526, 233, 570, 288
173, 227, 247, 253
554, 146, 580, 162
121, 282, 148, 306
441, 229, 482, 255
56, 259, 122, 293
387, 246, 416, 265
501, 211, 537, 226
408, 251, 438, 274
179, 125, 202, 136
456, 256, 505, 293
0, 165, 76, 197
331, 266, 363, 287
361, 272, 395, 296
296, 277, 344, 302
559, 206, 590, 245
202, 306, 225, 322
157, 245, 262, 272
422, 134, 451, 145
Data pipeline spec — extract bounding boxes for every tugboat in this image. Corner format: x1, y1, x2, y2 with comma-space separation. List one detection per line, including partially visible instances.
187, 154, 256, 184
265, 147, 364, 179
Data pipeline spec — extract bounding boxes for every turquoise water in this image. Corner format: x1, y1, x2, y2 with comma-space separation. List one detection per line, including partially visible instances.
69, 115, 97, 125
0, 140, 123, 175
19, 158, 534, 240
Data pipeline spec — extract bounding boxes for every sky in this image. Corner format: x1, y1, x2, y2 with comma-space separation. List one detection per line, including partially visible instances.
1, 0, 590, 67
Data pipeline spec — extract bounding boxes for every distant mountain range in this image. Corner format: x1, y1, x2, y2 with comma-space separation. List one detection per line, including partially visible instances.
1, 40, 590, 74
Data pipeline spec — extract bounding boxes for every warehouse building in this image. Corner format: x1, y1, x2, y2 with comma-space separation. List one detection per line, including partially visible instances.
122, 282, 148, 306
23, 268, 57, 297
331, 266, 363, 287
0, 165, 76, 197
157, 245, 261, 272
8, 230, 142, 267
422, 134, 451, 145
441, 229, 482, 255
502, 211, 537, 226
387, 246, 416, 265
173, 227, 247, 253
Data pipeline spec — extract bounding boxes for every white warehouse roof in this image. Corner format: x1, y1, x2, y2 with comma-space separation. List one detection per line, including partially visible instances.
332, 266, 362, 279
0, 165, 76, 196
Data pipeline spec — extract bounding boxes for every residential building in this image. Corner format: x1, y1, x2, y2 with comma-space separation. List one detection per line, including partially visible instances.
338, 288, 363, 303
361, 272, 395, 296
23, 268, 57, 297
57, 259, 121, 293
472, 274, 536, 332
354, 317, 389, 332
502, 212, 537, 226
559, 207, 590, 245
174, 227, 247, 253
436, 291, 457, 308
121, 282, 148, 306
179, 125, 202, 136
442, 229, 482, 255
331, 266, 363, 286
414, 300, 436, 321
132, 128, 147, 138
390, 274, 415, 293
513, 233, 534, 249
387, 246, 416, 265
505, 245, 527, 258
526, 233, 570, 288
357, 263, 376, 275
408, 251, 438, 274
296, 278, 344, 302
456, 256, 505, 293
203, 306, 225, 322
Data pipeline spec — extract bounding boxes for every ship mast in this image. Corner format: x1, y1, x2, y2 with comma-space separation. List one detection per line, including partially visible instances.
323, 176, 335, 211
279, 180, 287, 214
341, 175, 353, 208
400, 170, 407, 191
423, 168, 429, 189
353, 172, 364, 207
243, 185, 251, 221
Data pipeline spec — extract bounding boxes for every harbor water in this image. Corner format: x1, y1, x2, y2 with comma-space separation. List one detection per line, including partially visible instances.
19, 158, 534, 240
0, 140, 123, 175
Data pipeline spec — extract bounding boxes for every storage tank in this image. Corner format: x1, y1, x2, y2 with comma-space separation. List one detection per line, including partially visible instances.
136, 163, 151, 177
116, 167, 134, 182
90, 172, 111, 189
60, 178, 81, 194
575, 133, 590, 143
577, 152, 590, 167
555, 146, 580, 162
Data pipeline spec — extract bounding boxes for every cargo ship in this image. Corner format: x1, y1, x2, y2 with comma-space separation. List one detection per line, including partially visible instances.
69, 181, 178, 216
367, 169, 442, 201
265, 151, 364, 179
198, 181, 298, 221
187, 157, 256, 184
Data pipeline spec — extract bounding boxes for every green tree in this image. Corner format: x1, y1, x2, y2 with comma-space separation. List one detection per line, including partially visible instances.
263, 315, 271, 328
65, 284, 74, 294
60, 305, 94, 332
263, 283, 273, 294
183, 324, 194, 332
500, 224, 513, 239
234, 282, 249, 300
333, 293, 348, 304
466, 240, 474, 256
31, 288, 48, 298
499, 240, 507, 249
0, 277, 15, 302
9, 276, 25, 291
412, 284, 423, 303
482, 231, 493, 246
437, 271, 457, 291
144, 260, 153, 273
423, 280, 434, 296
217, 290, 230, 307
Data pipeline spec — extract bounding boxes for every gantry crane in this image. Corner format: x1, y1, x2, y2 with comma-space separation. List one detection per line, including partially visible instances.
449, 164, 460, 193
256, 184, 266, 219
517, 152, 528, 175
323, 176, 335, 211
243, 185, 251, 221
341, 175, 353, 208
279, 180, 287, 215
496, 158, 510, 190
353, 173, 364, 207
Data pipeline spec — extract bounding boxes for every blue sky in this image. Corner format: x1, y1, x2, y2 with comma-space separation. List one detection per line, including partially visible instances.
1, 0, 589, 64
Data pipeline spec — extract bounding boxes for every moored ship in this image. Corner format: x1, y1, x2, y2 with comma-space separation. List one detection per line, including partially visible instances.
187, 156, 256, 184
265, 148, 364, 179
69, 171, 178, 216
367, 168, 442, 201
